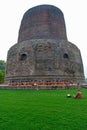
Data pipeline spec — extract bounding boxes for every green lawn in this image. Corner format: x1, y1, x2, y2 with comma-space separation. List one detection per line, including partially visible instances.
0, 88, 87, 130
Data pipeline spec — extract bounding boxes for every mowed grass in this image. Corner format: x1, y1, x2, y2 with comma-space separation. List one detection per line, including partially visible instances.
0, 88, 87, 130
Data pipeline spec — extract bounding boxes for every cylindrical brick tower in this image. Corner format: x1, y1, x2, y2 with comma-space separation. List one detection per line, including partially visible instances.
5, 5, 85, 85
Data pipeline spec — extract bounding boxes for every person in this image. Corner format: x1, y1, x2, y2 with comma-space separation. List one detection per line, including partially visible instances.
74, 89, 82, 99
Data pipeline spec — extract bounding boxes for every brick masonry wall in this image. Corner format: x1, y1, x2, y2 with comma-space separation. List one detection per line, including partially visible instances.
5, 39, 85, 83
18, 5, 67, 42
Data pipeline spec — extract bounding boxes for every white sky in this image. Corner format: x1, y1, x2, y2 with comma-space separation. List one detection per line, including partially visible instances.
0, 0, 87, 77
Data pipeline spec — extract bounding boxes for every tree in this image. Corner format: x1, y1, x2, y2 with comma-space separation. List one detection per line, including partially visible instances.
0, 70, 5, 83
0, 60, 6, 70
0, 60, 6, 83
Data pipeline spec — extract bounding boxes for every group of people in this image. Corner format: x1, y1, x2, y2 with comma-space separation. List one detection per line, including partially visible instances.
67, 89, 82, 99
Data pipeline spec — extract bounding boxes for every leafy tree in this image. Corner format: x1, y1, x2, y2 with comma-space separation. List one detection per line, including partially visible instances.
0, 70, 5, 83
0, 60, 6, 70
0, 60, 6, 83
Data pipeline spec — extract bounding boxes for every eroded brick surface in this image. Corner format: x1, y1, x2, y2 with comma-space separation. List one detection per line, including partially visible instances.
5, 5, 85, 84
18, 5, 67, 42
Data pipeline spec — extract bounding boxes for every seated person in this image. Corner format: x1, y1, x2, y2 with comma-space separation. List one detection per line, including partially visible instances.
74, 90, 82, 98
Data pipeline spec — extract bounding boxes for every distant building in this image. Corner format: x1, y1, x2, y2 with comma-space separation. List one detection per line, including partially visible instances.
5, 5, 85, 85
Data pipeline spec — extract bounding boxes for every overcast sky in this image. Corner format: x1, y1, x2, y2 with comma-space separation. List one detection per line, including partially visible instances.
0, 0, 87, 77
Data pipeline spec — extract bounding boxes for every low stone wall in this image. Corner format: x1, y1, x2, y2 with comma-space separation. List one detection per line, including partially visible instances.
0, 84, 79, 90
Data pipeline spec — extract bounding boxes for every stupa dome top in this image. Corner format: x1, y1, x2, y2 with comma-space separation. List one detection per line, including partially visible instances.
18, 4, 67, 42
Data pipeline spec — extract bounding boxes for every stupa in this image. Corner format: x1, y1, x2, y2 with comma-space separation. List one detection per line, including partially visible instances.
5, 5, 85, 85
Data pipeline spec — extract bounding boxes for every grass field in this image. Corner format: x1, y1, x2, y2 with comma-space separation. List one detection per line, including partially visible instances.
0, 88, 87, 130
